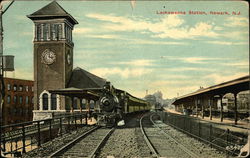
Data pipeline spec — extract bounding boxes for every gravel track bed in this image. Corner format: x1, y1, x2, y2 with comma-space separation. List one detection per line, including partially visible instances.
97, 113, 152, 158
22, 126, 93, 157
152, 115, 235, 158
97, 128, 140, 158
58, 127, 112, 157
134, 127, 152, 157
143, 114, 192, 158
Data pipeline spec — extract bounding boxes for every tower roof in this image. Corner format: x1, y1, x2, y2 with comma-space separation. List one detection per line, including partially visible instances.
27, 1, 78, 25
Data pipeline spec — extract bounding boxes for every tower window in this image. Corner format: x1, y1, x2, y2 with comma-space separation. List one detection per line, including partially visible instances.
44, 24, 49, 40
51, 24, 56, 40
42, 93, 48, 110
58, 24, 62, 39
37, 24, 41, 40
51, 94, 57, 110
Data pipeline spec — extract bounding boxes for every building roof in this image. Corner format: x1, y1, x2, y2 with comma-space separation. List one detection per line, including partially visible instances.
177, 75, 249, 100
173, 75, 250, 105
27, 1, 78, 25
67, 67, 107, 89
48, 87, 99, 100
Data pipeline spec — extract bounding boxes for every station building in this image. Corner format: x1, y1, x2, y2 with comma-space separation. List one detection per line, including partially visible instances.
27, 1, 107, 121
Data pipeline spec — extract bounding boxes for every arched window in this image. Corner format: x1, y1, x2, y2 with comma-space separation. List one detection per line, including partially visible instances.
73, 97, 78, 109
81, 99, 86, 109
42, 93, 48, 110
51, 94, 57, 110
90, 100, 95, 109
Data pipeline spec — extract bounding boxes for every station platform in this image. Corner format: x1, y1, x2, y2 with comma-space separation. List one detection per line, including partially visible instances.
165, 109, 249, 136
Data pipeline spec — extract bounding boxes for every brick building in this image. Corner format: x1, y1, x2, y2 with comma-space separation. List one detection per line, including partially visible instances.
2, 77, 34, 125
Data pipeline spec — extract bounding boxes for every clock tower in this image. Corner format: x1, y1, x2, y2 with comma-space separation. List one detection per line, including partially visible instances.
28, 1, 78, 119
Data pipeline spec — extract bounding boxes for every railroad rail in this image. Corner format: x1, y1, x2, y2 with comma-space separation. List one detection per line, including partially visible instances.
49, 126, 115, 158
140, 113, 199, 157
149, 114, 199, 158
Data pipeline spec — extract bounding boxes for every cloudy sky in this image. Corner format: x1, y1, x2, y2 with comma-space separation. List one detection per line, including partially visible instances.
2, 1, 249, 99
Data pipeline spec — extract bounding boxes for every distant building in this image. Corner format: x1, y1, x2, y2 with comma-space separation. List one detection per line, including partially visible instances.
144, 94, 156, 109
2, 77, 34, 125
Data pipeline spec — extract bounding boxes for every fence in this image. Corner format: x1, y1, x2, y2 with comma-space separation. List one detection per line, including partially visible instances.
162, 112, 248, 156
1, 113, 88, 157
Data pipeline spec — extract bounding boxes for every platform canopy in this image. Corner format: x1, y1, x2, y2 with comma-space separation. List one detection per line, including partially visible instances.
173, 75, 250, 105
49, 87, 100, 101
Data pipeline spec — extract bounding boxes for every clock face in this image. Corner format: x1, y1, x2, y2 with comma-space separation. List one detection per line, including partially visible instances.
41, 49, 56, 65
67, 53, 71, 65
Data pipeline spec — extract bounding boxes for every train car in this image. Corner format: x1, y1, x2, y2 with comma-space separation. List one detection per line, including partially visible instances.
94, 82, 150, 127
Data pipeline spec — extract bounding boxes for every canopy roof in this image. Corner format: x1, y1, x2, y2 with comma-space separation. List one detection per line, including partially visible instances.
173, 75, 250, 105
49, 87, 100, 101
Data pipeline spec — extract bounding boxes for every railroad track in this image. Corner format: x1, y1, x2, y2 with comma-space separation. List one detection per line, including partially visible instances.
49, 126, 115, 158
140, 113, 200, 158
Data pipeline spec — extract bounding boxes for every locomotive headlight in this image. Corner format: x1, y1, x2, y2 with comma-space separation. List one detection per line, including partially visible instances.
101, 97, 110, 106
103, 100, 110, 106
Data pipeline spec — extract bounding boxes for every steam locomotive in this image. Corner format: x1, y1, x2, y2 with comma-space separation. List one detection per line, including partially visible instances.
93, 82, 150, 127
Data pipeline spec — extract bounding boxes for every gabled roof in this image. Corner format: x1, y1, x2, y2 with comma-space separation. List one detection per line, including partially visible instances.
27, 1, 78, 25
67, 67, 107, 89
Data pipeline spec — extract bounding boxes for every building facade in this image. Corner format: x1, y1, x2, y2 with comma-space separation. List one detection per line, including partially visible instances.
27, 1, 78, 120
27, 1, 107, 121
3, 77, 34, 125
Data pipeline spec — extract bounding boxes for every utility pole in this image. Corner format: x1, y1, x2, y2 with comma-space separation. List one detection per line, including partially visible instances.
0, 1, 14, 157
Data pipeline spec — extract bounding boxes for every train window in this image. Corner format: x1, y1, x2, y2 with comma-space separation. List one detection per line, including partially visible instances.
51, 94, 57, 110
42, 93, 48, 110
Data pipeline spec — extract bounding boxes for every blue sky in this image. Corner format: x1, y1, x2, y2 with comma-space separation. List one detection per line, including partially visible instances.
2, 1, 249, 99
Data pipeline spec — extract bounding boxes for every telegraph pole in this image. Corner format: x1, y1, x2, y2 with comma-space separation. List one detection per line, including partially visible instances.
0, 1, 14, 157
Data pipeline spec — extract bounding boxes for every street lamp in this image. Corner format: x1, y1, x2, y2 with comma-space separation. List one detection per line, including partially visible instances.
0, 1, 15, 156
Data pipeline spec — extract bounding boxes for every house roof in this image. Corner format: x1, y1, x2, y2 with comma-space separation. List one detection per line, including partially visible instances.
27, 1, 78, 25
67, 67, 107, 89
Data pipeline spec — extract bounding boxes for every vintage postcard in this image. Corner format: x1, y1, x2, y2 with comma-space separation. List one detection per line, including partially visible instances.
0, 0, 249, 157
